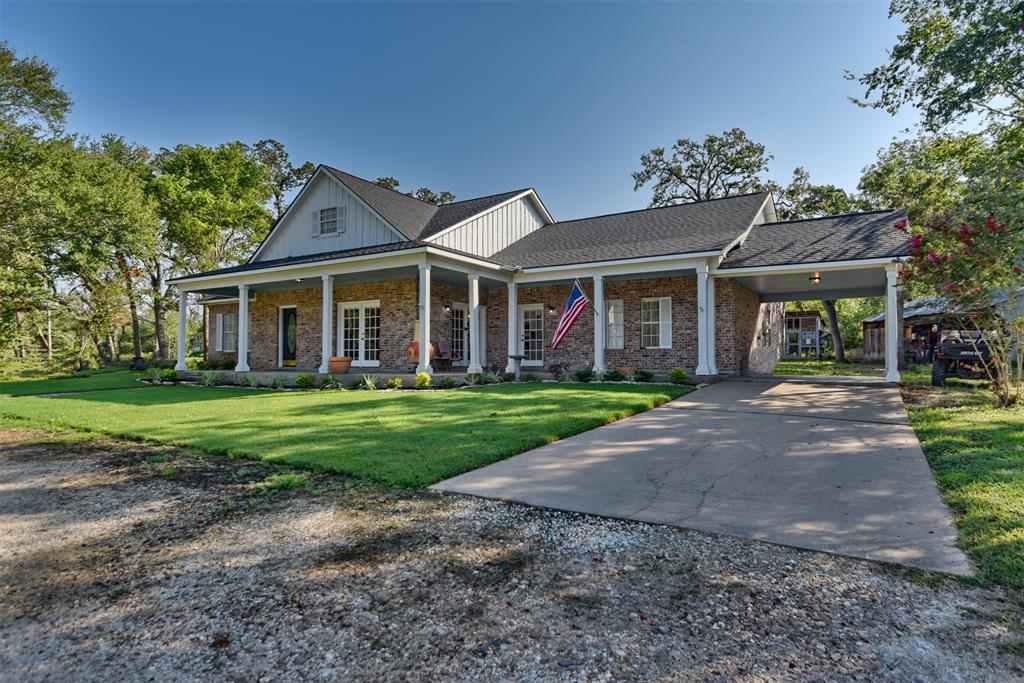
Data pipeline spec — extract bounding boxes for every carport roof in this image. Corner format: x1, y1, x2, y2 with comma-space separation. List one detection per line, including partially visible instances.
719, 209, 910, 270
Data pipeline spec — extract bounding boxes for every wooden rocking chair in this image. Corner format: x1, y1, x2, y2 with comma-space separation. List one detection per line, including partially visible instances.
432, 339, 453, 372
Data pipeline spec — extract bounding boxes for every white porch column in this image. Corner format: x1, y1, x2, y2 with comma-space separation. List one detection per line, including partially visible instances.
467, 273, 483, 373
505, 282, 518, 373
592, 274, 605, 374
417, 263, 433, 374
884, 264, 901, 383
706, 274, 718, 375
235, 285, 250, 372
175, 288, 188, 371
319, 274, 334, 374
695, 263, 713, 375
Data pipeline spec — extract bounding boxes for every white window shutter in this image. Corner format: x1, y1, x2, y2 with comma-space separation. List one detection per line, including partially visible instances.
312, 209, 320, 237
214, 313, 223, 352
659, 298, 672, 348
338, 205, 347, 233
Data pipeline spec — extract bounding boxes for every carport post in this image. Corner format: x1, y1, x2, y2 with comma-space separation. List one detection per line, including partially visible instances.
884, 264, 901, 383
695, 263, 713, 375
175, 288, 188, 372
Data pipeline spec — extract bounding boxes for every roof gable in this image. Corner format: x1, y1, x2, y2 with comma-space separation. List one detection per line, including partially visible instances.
323, 166, 440, 241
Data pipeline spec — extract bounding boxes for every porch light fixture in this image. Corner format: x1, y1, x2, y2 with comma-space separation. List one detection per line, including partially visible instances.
443, 304, 451, 313
547, 305, 555, 314
294, 278, 304, 284
809, 272, 822, 285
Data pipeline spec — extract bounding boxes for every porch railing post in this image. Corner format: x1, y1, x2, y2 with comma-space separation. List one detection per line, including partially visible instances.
467, 273, 482, 373
592, 274, 605, 374
175, 288, 188, 371
319, 274, 334, 374
235, 284, 250, 372
417, 263, 433, 374
505, 282, 517, 373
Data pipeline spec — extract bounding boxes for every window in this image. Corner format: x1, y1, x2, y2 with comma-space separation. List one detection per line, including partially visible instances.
222, 312, 238, 352
605, 299, 624, 349
319, 207, 338, 235
640, 297, 671, 349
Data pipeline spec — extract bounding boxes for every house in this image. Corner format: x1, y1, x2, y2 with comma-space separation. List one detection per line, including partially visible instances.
168, 165, 911, 381
784, 310, 828, 360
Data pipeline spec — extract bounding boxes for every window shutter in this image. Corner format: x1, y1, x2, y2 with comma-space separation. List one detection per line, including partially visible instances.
312, 209, 320, 237
214, 313, 223, 352
338, 205, 347, 233
659, 298, 672, 348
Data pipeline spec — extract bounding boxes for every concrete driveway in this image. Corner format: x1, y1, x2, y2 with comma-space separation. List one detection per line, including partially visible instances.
433, 379, 972, 575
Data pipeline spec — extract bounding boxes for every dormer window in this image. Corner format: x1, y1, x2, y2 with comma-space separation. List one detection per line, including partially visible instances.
319, 207, 339, 235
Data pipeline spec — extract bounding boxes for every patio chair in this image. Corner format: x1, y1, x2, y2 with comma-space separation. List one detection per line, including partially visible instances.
432, 339, 453, 372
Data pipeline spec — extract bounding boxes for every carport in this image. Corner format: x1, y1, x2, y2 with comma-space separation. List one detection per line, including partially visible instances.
714, 210, 908, 382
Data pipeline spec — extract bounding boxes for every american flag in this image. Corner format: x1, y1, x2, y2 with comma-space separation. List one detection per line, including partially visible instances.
551, 279, 589, 350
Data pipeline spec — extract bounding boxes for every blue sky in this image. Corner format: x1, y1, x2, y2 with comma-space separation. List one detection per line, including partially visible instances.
1, 1, 918, 220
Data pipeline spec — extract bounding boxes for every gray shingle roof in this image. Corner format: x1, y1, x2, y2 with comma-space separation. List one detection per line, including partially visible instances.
323, 166, 439, 240
491, 192, 769, 268
719, 209, 910, 270
419, 189, 531, 239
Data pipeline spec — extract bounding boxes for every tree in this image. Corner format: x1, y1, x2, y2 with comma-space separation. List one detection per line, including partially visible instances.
900, 212, 1023, 406
775, 167, 863, 362
249, 139, 314, 220
372, 176, 455, 205
148, 142, 273, 357
0, 42, 72, 134
632, 128, 772, 206
848, 0, 1024, 130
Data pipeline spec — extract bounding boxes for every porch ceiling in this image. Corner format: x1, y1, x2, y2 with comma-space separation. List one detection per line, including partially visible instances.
729, 264, 889, 302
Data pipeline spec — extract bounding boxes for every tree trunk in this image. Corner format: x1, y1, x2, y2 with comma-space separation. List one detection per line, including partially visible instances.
46, 309, 53, 361
116, 252, 144, 365
822, 299, 846, 363
150, 259, 168, 360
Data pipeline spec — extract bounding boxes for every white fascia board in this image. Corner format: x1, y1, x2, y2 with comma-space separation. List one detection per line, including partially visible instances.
422, 189, 553, 244
170, 246, 512, 291
251, 166, 407, 261
712, 255, 909, 278
513, 252, 717, 284
714, 194, 776, 267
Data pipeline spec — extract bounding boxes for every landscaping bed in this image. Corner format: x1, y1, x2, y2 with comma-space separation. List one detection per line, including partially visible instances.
1, 428, 1021, 681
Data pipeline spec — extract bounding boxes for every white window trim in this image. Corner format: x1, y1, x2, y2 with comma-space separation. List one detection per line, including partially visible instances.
605, 299, 624, 350
640, 297, 672, 349
314, 205, 345, 238
222, 311, 238, 352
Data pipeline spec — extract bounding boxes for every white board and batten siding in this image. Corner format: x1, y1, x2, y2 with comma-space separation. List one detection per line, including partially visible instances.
428, 195, 547, 258
256, 173, 401, 262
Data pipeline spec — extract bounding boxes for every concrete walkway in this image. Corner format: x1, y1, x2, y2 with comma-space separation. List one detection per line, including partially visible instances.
433, 380, 973, 575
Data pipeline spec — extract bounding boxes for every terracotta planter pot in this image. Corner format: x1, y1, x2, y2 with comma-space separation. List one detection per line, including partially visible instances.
328, 356, 352, 374
617, 366, 638, 375
405, 340, 434, 365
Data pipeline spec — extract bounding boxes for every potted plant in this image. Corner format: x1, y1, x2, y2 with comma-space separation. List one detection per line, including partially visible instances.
329, 356, 352, 374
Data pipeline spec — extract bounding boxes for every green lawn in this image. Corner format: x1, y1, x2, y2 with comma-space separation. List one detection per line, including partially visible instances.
0, 368, 142, 396
0, 382, 687, 487
774, 359, 930, 383
903, 382, 1024, 589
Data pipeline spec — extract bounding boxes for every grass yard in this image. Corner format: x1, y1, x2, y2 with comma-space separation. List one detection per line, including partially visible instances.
903, 381, 1024, 590
0, 382, 687, 487
0, 368, 142, 396
774, 359, 930, 383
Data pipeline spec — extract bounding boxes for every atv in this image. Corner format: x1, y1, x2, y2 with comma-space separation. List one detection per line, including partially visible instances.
930, 318, 996, 386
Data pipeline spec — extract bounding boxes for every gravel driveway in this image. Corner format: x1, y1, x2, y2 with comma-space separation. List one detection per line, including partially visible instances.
1, 428, 1021, 682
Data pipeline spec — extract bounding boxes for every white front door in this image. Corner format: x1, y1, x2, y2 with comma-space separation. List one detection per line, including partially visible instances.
337, 300, 381, 367
518, 304, 544, 367
451, 302, 469, 366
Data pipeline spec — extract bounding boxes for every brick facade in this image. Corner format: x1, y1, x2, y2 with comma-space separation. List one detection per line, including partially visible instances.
206, 274, 782, 375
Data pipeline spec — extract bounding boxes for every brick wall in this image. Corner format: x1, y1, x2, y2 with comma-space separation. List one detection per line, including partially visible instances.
724, 279, 783, 374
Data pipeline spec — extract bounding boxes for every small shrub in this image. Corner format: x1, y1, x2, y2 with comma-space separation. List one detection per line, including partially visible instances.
320, 375, 341, 390
219, 359, 235, 370
633, 369, 654, 383
348, 378, 364, 390
146, 367, 163, 384
360, 374, 379, 390
557, 367, 575, 383
668, 367, 690, 384
603, 369, 625, 382
186, 357, 208, 371
272, 374, 285, 390
501, 372, 516, 383
385, 376, 403, 390
201, 371, 218, 387
464, 373, 483, 386
246, 374, 261, 389
436, 375, 458, 389
160, 368, 178, 382
415, 371, 431, 389
574, 368, 594, 383
482, 371, 503, 385
294, 374, 313, 389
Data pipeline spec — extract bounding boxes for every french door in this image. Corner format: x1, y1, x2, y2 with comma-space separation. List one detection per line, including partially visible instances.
451, 303, 488, 367
518, 304, 544, 367
337, 300, 381, 367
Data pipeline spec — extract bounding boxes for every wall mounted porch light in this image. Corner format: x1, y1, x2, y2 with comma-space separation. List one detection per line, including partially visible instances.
808, 272, 822, 285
